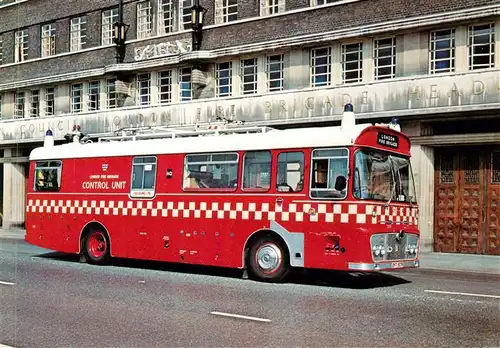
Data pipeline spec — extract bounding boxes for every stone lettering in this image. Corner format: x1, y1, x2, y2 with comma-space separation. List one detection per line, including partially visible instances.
408, 86, 420, 100
324, 96, 334, 108
429, 85, 438, 100
473, 80, 485, 95
196, 108, 201, 122
449, 83, 463, 97
217, 106, 224, 118
280, 100, 287, 112
265, 101, 272, 113
362, 91, 368, 104
342, 94, 352, 105
305, 97, 314, 109
113, 116, 121, 126
230, 104, 236, 119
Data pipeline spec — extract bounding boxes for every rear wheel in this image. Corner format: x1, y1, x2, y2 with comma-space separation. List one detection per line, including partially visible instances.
82, 229, 110, 264
247, 236, 290, 283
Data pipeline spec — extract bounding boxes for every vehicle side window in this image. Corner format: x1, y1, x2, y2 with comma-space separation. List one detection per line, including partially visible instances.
130, 156, 157, 198
276, 152, 305, 193
34, 160, 62, 192
183, 152, 238, 190
310, 148, 348, 199
242, 151, 272, 190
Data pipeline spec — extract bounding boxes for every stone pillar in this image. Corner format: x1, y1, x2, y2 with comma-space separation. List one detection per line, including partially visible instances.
403, 121, 435, 252
2, 148, 27, 230
410, 144, 435, 252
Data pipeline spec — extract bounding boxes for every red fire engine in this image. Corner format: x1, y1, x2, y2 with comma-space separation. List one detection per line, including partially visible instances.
25, 104, 420, 282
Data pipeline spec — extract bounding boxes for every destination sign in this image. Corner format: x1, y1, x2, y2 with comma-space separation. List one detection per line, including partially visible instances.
377, 132, 399, 149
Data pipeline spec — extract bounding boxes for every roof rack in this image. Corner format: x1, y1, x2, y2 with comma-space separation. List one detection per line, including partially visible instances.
94, 122, 279, 143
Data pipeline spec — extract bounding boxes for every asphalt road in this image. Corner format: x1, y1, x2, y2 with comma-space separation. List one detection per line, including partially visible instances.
1, 239, 499, 348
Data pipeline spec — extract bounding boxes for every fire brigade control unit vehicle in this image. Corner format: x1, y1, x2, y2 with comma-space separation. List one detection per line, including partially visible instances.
25, 104, 420, 282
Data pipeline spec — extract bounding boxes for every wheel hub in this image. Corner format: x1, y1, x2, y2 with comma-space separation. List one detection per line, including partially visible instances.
256, 243, 282, 273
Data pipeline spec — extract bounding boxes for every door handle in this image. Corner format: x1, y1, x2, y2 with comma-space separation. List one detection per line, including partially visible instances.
276, 197, 284, 205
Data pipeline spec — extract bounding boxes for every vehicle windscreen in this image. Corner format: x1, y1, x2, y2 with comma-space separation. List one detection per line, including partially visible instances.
353, 149, 416, 203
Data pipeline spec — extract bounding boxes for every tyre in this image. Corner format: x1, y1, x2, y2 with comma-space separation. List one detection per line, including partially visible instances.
82, 229, 110, 264
247, 236, 290, 283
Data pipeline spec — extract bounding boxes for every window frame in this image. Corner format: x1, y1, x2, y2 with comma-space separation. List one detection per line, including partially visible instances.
276, 151, 305, 194
373, 37, 396, 80
130, 156, 158, 199
429, 28, 456, 74
468, 23, 495, 71
182, 152, 240, 192
309, 147, 349, 200
341, 42, 363, 84
241, 150, 273, 192
34, 160, 63, 192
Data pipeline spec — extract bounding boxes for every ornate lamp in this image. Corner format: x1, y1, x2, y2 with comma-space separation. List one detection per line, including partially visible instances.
191, 0, 207, 51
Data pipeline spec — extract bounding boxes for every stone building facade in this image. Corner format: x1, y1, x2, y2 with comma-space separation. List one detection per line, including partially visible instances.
0, 0, 499, 255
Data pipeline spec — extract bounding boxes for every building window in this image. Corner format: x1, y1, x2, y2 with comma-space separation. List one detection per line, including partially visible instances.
158, 70, 172, 104
45, 87, 55, 116
0, 38, 3, 64
179, 0, 193, 30
341, 42, 363, 84
158, 0, 174, 34
266, 54, 284, 92
70, 16, 87, 52
374, 37, 396, 80
183, 153, 239, 190
216, 62, 232, 97
242, 151, 272, 190
14, 91, 24, 118
0, 94, 3, 120
261, 0, 285, 15
130, 156, 157, 198
215, 0, 238, 24
102, 8, 119, 45
106, 78, 117, 109
137, 73, 151, 105
468, 23, 495, 70
29, 90, 40, 117
41, 24, 56, 57
310, 47, 331, 87
179, 68, 192, 101
429, 29, 455, 74
241, 58, 258, 95
88, 81, 100, 111
14, 30, 28, 63
137, 1, 153, 39
71, 83, 83, 113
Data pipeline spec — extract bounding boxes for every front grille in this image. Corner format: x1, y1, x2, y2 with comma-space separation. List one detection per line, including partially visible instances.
370, 232, 419, 262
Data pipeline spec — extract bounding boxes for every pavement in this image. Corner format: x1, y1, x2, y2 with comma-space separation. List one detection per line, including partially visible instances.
1, 238, 499, 348
1, 228, 499, 275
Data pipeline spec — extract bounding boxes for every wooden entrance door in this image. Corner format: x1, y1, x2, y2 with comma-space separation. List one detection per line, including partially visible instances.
434, 147, 500, 255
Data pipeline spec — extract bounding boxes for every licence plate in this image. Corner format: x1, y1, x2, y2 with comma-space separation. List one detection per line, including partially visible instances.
392, 261, 404, 268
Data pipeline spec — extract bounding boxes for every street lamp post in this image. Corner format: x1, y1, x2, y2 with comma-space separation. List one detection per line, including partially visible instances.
113, 0, 130, 63
191, 0, 207, 51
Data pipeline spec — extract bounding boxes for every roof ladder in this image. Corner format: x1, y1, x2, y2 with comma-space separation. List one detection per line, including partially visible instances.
94, 122, 279, 143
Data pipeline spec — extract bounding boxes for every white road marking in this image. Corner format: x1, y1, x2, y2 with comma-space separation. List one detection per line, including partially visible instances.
210, 311, 271, 323
425, 289, 500, 299
0, 281, 15, 286
0, 343, 17, 348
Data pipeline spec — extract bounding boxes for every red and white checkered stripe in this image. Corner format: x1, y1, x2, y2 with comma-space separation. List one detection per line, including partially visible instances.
26, 199, 418, 226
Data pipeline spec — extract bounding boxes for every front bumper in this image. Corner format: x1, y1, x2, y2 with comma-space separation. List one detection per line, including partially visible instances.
348, 259, 419, 271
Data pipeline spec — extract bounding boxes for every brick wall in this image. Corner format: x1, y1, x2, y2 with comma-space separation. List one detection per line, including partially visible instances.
0, 0, 496, 87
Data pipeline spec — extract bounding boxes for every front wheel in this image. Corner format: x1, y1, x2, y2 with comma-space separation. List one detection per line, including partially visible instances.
247, 236, 290, 283
82, 229, 110, 264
